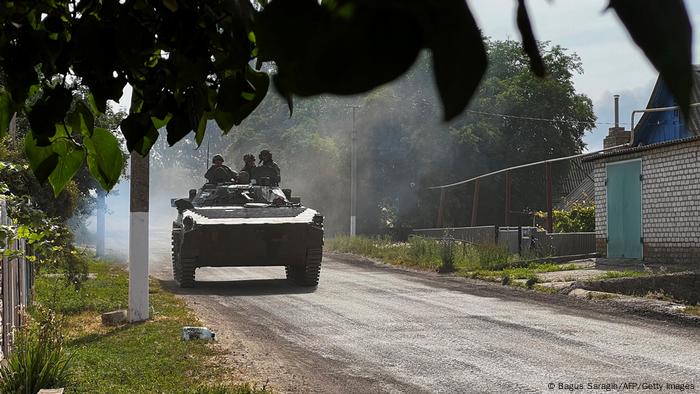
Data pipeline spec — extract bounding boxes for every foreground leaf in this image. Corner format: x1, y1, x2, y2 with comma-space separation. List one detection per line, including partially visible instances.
418, 0, 488, 120
49, 140, 86, 197
24, 132, 60, 184
121, 112, 159, 155
516, 0, 546, 77
84, 128, 124, 191
27, 86, 74, 145
67, 101, 95, 138
609, 0, 692, 116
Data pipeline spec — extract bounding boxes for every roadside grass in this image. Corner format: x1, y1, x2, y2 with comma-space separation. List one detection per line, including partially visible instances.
34, 260, 269, 394
681, 305, 700, 317
327, 236, 581, 284
327, 235, 517, 271
595, 270, 649, 280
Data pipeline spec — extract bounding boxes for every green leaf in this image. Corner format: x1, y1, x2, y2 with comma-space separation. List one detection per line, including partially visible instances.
0, 89, 14, 137
516, 0, 546, 78
49, 141, 86, 197
86, 93, 101, 115
27, 85, 74, 145
121, 112, 159, 155
420, 0, 488, 121
84, 127, 124, 191
257, 0, 421, 96
214, 110, 235, 134
151, 114, 172, 130
24, 132, 59, 183
195, 115, 207, 146
165, 112, 192, 146
67, 101, 95, 137
609, 0, 692, 117
163, 0, 178, 12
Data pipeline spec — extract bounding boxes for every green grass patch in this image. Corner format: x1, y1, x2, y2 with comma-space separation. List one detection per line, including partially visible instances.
327, 235, 517, 272
34, 260, 269, 394
533, 285, 559, 295
682, 305, 700, 317
596, 270, 649, 280
327, 236, 587, 291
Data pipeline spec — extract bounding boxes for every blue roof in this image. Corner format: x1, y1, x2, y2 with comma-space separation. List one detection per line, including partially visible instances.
633, 66, 700, 146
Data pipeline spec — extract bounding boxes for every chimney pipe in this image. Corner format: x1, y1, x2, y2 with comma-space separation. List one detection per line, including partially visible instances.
613, 94, 620, 128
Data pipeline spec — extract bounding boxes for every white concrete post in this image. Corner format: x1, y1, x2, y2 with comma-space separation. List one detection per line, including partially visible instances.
349, 106, 359, 236
129, 152, 149, 322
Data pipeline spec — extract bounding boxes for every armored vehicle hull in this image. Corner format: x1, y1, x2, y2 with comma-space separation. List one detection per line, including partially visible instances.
172, 184, 324, 288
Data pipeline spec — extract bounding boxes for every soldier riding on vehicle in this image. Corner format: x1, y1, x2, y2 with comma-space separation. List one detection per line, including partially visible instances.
254, 149, 281, 186
204, 154, 237, 184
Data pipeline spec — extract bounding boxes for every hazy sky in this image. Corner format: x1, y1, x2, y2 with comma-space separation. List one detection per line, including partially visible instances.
466, 0, 700, 151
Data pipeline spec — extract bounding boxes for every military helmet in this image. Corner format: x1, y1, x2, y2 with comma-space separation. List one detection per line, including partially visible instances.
212, 154, 224, 163
243, 153, 255, 162
259, 149, 272, 161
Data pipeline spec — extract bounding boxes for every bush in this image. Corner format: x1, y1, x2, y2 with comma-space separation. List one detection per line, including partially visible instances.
535, 203, 594, 233
0, 309, 71, 393
438, 239, 456, 272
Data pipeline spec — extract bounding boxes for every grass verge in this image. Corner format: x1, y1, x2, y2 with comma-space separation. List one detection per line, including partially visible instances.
681, 305, 700, 317
595, 270, 650, 280
327, 236, 581, 285
34, 260, 269, 394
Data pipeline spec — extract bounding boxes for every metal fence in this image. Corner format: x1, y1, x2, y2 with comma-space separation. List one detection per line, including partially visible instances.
0, 198, 33, 360
413, 225, 497, 245
413, 224, 596, 258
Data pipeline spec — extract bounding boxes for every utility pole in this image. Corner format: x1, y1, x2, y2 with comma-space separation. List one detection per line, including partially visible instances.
348, 105, 360, 237
129, 152, 149, 322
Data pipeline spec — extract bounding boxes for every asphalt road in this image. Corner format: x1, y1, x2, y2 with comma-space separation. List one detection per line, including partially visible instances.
151, 252, 700, 393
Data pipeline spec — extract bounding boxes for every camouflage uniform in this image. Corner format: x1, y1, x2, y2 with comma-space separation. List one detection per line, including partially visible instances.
257, 161, 281, 186
205, 164, 237, 184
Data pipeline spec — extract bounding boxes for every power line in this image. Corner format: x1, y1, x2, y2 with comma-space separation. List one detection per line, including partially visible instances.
465, 109, 629, 127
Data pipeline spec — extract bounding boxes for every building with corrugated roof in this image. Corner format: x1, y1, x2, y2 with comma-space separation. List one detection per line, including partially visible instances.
585, 69, 700, 266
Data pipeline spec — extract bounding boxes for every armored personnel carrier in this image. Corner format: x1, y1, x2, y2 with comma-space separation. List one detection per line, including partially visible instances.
171, 177, 323, 288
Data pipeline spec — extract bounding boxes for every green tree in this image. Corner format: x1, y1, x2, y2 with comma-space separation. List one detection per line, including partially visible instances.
209, 41, 595, 234
0, 0, 693, 195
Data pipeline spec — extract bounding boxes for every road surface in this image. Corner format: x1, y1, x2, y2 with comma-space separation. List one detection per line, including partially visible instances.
151, 252, 700, 393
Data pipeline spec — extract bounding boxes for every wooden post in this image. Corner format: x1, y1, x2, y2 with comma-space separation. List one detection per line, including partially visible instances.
504, 171, 512, 226
436, 188, 445, 228
470, 179, 480, 227
129, 152, 150, 322
545, 162, 553, 233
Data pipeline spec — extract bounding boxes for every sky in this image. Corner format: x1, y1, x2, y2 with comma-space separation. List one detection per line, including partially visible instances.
466, 0, 700, 151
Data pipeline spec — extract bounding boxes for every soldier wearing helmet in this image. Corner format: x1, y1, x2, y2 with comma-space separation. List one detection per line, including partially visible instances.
205, 154, 237, 184
240, 153, 256, 174
257, 149, 281, 186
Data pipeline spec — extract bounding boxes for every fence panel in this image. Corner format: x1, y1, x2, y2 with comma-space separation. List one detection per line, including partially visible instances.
533, 232, 596, 256
0, 199, 33, 360
414, 225, 596, 258
413, 226, 497, 244
497, 229, 520, 254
